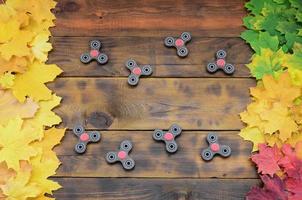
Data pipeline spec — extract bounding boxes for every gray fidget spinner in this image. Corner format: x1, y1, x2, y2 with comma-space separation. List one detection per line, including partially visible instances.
153, 124, 182, 153
73, 125, 101, 154
125, 59, 153, 86
164, 32, 191, 57
201, 133, 231, 161
105, 140, 135, 170
80, 40, 108, 64
207, 50, 235, 75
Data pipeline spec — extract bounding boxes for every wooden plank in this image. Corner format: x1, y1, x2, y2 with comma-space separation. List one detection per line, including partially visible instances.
49, 37, 251, 77
51, 78, 254, 130
53, 178, 259, 200
53, 0, 246, 37
55, 131, 256, 178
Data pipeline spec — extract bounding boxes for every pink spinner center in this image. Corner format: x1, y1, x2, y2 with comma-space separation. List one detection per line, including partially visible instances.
164, 132, 174, 141
175, 39, 184, 47
118, 151, 127, 159
132, 67, 142, 75
216, 59, 226, 67
80, 133, 89, 142
90, 50, 99, 58
210, 143, 220, 152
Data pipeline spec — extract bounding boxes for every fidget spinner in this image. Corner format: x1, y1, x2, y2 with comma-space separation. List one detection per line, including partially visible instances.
105, 140, 135, 170
153, 124, 182, 153
73, 125, 101, 154
200, 133, 231, 161
125, 59, 153, 86
164, 32, 191, 57
80, 40, 108, 64
207, 50, 235, 75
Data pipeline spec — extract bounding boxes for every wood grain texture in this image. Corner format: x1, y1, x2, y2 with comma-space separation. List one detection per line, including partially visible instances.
52, 0, 246, 37
49, 37, 251, 77
53, 178, 259, 200
50, 78, 254, 130
55, 130, 256, 178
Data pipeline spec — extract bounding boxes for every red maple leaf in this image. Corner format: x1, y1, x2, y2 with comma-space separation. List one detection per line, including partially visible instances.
251, 144, 283, 176
279, 144, 302, 179
246, 175, 287, 200
285, 177, 302, 200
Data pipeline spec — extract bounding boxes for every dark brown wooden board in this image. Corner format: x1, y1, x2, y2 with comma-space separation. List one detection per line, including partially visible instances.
54, 130, 256, 178
50, 0, 257, 199
49, 37, 251, 77
53, 0, 246, 37
50, 78, 255, 130
53, 178, 260, 200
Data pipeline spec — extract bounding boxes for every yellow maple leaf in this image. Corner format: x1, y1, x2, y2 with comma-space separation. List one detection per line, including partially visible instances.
287, 132, 302, 149
0, 17, 20, 44
26, 94, 62, 127
6, 0, 57, 24
30, 155, 61, 196
240, 101, 269, 132
0, 72, 15, 89
30, 33, 52, 62
239, 127, 265, 151
12, 61, 62, 102
264, 133, 283, 148
0, 90, 39, 125
288, 68, 302, 86
0, 162, 41, 200
32, 128, 65, 162
29, 128, 65, 197
251, 73, 301, 107
261, 102, 298, 141
0, 56, 28, 74
0, 118, 39, 170
0, 30, 34, 61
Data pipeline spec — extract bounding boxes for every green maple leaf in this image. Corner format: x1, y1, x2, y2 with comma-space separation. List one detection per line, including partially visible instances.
283, 32, 302, 52
245, 0, 266, 15
241, 31, 279, 54
247, 48, 286, 79
285, 50, 302, 70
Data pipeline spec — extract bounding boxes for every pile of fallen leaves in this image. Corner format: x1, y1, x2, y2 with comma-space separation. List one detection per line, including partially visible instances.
0, 0, 65, 199
240, 0, 302, 199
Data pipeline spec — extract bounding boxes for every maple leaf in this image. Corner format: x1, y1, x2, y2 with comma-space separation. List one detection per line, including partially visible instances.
261, 102, 298, 141
30, 155, 61, 196
6, 0, 57, 24
32, 127, 65, 162
30, 33, 52, 62
0, 118, 39, 170
250, 73, 301, 107
251, 144, 282, 176
285, 177, 302, 200
296, 141, 302, 159
278, 144, 302, 178
284, 50, 302, 71
25, 94, 62, 129
12, 61, 62, 102
247, 48, 286, 80
0, 56, 28, 74
0, 90, 39, 125
0, 162, 41, 200
0, 30, 34, 61
241, 30, 279, 54
30, 128, 65, 196
239, 127, 265, 152
0, 72, 15, 89
0, 162, 15, 198
246, 175, 287, 200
